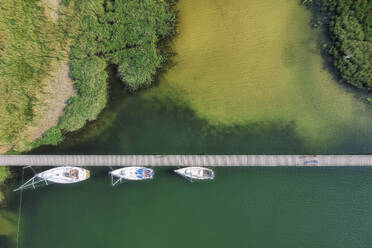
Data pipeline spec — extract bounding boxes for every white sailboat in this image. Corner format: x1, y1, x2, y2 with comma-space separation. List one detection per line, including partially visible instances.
109, 167, 154, 185
37, 167, 90, 184
14, 166, 90, 191
174, 167, 214, 181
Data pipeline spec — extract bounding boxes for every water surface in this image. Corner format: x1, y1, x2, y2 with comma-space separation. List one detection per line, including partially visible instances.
145, 0, 372, 149
4, 0, 372, 247
16, 167, 372, 248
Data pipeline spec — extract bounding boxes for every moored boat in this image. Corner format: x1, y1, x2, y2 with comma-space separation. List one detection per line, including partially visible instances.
37, 166, 90, 184
110, 167, 154, 181
13, 166, 90, 191
174, 167, 214, 180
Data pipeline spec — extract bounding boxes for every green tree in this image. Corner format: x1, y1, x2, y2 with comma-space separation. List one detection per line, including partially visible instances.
319, 0, 372, 89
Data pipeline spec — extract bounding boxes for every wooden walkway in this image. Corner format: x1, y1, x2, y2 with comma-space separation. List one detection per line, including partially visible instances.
1, 155, 372, 167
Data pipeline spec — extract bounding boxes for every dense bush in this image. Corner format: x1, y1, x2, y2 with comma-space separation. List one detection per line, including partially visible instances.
1, 0, 178, 152
67, 0, 177, 91
56, 0, 177, 132
60, 57, 108, 131
28, 127, 63, 149
101, 0, 177, 90
317, 0, 372, 89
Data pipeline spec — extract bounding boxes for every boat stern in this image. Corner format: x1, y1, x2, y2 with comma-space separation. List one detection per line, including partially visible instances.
210, 170, 215, 179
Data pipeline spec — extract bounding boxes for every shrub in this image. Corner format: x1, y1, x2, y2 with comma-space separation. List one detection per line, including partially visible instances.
320, 0, 372, 89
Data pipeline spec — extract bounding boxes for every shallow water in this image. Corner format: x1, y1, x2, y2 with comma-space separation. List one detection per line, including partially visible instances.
144, 0, 372, 149
5, 0, 372, 247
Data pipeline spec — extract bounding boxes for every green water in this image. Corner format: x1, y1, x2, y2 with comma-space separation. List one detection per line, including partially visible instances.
3, 0, 372, 247
8, 167, 372, 248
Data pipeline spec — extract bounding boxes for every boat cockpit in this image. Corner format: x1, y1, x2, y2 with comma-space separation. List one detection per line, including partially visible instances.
65, 169, 79, 179
203, 170, 212, 177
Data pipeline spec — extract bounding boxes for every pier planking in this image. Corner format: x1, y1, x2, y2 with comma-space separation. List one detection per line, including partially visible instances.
1, 155, 372, 167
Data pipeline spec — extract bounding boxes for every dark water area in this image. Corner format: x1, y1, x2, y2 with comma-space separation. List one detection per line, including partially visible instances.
0, 235, 13, 248
34, 92, 306, 155
10, 167, 372, 248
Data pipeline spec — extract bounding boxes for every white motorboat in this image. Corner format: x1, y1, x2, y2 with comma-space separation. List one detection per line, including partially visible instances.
174, 167, 214, 180
110, 167, 154, 181
37, 166, 90, 184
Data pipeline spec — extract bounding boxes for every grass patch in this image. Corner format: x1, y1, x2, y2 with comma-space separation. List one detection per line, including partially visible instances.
0, 0, 66, 151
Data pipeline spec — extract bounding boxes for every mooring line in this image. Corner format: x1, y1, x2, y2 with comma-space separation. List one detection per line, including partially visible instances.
16, 168, 25, 248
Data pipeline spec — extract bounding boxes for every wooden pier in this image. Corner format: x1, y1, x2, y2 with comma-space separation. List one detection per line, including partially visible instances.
1, 155, 372, 167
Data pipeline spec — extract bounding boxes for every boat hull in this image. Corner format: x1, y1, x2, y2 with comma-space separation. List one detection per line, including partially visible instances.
110, 167, 154, 180
175, 167, 214, 180
37, 167, 90, 184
